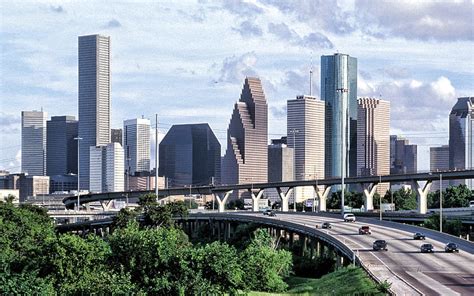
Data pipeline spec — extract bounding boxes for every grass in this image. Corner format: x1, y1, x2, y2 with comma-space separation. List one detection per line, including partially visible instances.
248, 266, 385, 296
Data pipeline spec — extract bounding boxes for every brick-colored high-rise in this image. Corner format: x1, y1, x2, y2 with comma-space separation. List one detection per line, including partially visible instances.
222, 77, 268, 198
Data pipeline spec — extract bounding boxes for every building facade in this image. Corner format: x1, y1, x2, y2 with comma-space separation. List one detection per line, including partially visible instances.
287, 95, 325, 201
49, 174, 78, 194
390, 135, 417, 174
89, 143, 124, 193
159, 123, 221, 187
430, 145, 450, 191
78, 34, 111, 190
221, 77, 268, 198
19, 175, 50, 202
111, 128, 122, 144
356, 98, 390, 194
449, 97, 474, 189
267, 138, 294, 203
21, 110, 47, 176
124, 118, 150, 176
46, 116, 78, 176
321, 53, 358, 179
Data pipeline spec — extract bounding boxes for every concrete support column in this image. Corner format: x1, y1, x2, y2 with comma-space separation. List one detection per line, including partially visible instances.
276, 187, 293, 212
316, 240, 321, 256
314, 186, 331, 212
412, 180, 432, 214
362, 183, 377, 212
215, 191, 233, 213
249, 189, 265, 212
99, 200, 114, 211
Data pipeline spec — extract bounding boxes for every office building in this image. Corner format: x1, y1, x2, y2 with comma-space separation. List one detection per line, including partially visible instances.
124, 118, 150, 176
21, 110, 47, 176
0, 173, 21, 190
78, 34, 111, 190
390, 135, 417, 174
357, 98, 390, 194
159, 123, 221, 187
49, 174, 78, 194
287, 95, 325, 201
19, 175, 49, 202
430, 145, 450, 191
221, 77, 268, 198
449, 97, 474, 188
321, 53, 357, 179
89, 143, 124, 193
46, 116, 78, 176
111, 128, 122, 144
267, 138, 294, 203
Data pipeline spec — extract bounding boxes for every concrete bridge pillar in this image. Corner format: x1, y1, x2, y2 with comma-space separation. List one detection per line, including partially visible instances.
314, 186, 331, 212
214, 191, 233, 213
276, 187, 294, 212
249, 189, 265, 212
412, 180, 432, 214
361, 183, 377, 212
99, 200, 114, 211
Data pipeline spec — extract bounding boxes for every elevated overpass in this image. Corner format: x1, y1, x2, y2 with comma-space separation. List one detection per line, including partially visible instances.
63, 170, 474, 214
56, 211, 474, 295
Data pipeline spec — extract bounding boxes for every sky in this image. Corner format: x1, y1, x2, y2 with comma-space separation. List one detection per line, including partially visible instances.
0, 0, 473, 173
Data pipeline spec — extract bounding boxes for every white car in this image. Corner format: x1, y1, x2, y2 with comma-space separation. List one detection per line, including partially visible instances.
344, 213, 356, 222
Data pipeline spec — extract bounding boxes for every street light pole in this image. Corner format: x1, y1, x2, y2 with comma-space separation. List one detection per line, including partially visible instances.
155, 114, 159, 199
74, 137, 82, 211
289, 128, 299, 212
336, 87, 348, 217
379, 175, 382, 221
440, 173, 443, 233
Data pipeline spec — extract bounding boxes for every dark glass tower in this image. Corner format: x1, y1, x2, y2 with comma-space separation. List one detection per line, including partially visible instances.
46, 116, 78, 176
321, 53, 357, 178
222, 77, 268, 198
159, 123, 221, 187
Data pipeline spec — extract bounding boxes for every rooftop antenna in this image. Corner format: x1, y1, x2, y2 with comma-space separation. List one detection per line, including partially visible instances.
309, 51, 313, 96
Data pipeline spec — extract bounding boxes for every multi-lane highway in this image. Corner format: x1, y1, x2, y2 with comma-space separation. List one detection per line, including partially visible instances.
227, 212, 474, 295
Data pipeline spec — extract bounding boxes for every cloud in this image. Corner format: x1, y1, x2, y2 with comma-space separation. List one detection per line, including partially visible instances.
216, 52, 258, 83
105, 19, 121, 28
50, 5, 64, 13
282, 66, 320, 96
268, 22, 333, 49
270, 104, 287, 119
221, 0, 263, 17
302, 32, 333, 49
355, 0, 474, 42
0, 112, 20, 134
177, 8, 206, 22
232, 20, 263, 37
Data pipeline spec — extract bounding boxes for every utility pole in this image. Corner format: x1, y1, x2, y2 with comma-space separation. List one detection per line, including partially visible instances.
440, 173, 443, 233
74, 137, 82, 211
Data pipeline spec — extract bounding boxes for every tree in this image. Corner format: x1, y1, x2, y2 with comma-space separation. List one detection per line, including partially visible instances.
227, 199, 245, 210
112, 207, 139, 229
327, 191, 363, 210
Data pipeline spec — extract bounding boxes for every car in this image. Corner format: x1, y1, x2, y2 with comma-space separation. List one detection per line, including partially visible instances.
268, 211, 276, 217
373, 240, 388, 251
421, 243, 434, 253
321, 222, 332, 229
343, 213, 356, 222
413, 232, 426, 240
359, 225, 371, 235
445, 242, 459, 253
262, 209, 272, 215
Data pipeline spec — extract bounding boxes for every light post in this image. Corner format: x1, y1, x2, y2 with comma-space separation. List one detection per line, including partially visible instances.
379, 175, 382, 221
189, 184, 192, 209
289, 128, 299, 212
74, 137, 82, 211
314, 174, 318, 212
440, 173, 443, 233
336, 87, 348, 217
126, 157, 131, 205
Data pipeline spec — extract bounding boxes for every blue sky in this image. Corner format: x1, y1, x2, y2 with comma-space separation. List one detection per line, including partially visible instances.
1, 0, 473, 172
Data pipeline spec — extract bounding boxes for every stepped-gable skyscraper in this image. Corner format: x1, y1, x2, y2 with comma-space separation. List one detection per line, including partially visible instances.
78, 34, 111, 190
321, 53, 357, 179
222, 77, 268, 198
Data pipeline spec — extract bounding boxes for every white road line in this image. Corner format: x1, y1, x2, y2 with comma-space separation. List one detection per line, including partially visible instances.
406, 271, 460, 296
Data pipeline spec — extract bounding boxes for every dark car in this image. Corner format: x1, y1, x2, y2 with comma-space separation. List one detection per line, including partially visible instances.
421, 243, 434, 253
321, 222, 332, 229
268, 211, 276, 217
445, 242, 459, 253
373, 240, 388, 251
413, 232, 426, 240
359, 226, 371, 235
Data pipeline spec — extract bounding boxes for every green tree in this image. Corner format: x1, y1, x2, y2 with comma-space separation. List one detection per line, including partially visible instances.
112, 207, 139, 229
227, 199, 245, 210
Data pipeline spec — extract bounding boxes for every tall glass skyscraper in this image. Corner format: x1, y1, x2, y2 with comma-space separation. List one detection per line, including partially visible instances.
321, 53, 357, 178
21, 110, 47, 176
78, 34, 111, 190
46, 116, 78, 176
449, 97, 474, 189
124, 118, 150, 176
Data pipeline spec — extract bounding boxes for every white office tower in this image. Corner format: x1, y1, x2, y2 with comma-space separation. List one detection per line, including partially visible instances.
89, 143, 124, 193
78, 34, 111, 190
287, 95, 325, 203
123, 118, 151, 175
106, 142, 124, 192
21, 110, 47, 176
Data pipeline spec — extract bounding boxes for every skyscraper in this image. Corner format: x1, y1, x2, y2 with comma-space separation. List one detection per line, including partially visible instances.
222, 77, 268, 198
46, 116, 78, 176
287, 95, 325, 201
321, 53, 357, 179
111, 128, 122, 144
124, 118, 150, 176
89, 143, 124, 193
357, 98, 390, 194
449, 97, 474, 188
430, 145, 450, 191
390, 135, 417, 174
267, 137, 294, 203
21, 110, 47, 176
78, 34, 111, 190
159, 123, 221, 187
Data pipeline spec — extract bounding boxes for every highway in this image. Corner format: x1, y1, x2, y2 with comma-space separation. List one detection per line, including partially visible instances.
230, 212, 474, 296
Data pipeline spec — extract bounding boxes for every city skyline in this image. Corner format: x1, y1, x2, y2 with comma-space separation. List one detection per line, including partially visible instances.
1, 1, 473, 173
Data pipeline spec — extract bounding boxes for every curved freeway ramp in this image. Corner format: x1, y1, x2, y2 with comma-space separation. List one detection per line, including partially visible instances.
206, 212, 474, 296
